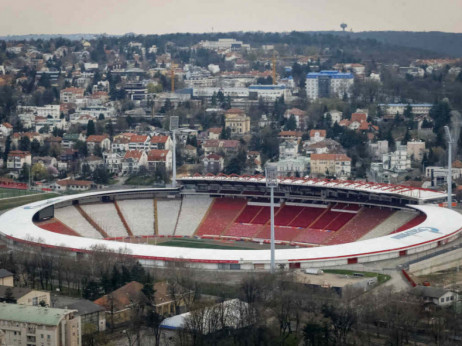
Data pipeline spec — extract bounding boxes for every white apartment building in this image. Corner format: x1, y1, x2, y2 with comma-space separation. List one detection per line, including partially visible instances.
382, 145, 411, 172
306, 71, 354, 100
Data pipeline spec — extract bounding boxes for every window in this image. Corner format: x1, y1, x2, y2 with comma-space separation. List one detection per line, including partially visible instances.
440, 298, 444, 302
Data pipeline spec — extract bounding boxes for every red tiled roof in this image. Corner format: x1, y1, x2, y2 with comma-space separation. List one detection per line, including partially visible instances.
147, 149, 169, 161
351, 113, 367, 123
309, 129, 326, 138
1, 122, 13, 128
206, 154, 222, 160
86, 135, 108, 143
150, 135, 169, 144
286, 108, 306, 116
7, 150, 30, 158
208, 127, 222, 134
278, 131, 302, 137
129, 135, 149, 143
124, 150, 144, 160
225, 108, 245, 114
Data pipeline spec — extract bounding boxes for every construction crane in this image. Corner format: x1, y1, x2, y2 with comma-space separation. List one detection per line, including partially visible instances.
272, 51, 277, 85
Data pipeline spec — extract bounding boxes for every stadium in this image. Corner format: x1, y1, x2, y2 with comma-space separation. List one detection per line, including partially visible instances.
0, 174, 461, 271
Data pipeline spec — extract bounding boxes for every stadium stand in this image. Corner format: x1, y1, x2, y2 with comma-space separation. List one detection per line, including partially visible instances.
310, 209, 341, 230
359, 210, 417, 240
81, 203, 128, 238
157, 199, 182, 236
251, 207, 277, 224
223, 223, 263, 238
235, 205, 263, 223
293, 228, 333, 244
54, 206, 103, 239
37, 219, 81, 236
324, 212, 356, 231
391, 213, 427, 234
175, 195, 213, 236
324, 207, 394, 245
289, 207, 327, 228
256, 225, 301, 242
117, 199, 155, 236
274, 205, 303, 226
195, 198, 246, 236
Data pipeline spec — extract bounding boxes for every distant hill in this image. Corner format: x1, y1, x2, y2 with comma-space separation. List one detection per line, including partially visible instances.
0, 33, 99, 41
334, 31, 462, 58
1, 30, 461, 58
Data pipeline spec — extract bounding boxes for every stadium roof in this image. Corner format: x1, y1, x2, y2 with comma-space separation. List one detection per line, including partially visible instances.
181, 175, 446, 202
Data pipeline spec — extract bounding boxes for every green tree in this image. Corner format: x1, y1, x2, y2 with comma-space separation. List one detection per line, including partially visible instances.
87, 120, 96, 136
284, 114, 297, 131
19, 136, 31, 152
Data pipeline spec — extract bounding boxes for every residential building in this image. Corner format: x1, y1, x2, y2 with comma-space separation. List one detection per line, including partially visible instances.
309, 129, 326, 143
0, 285, 50, 306
208, 127, 222, 140
103, 152, 123, 173
369, 140, 389, 160
7, 151, 31, 170
248, 84, 288, 101
111, 137, 130, 153
203, 139, 240, 156
150, 135, 172, 150
86, 135, 111, 152
378, 103, 433, 116
324, 110, 342, 125
128, 135, 150, 151
279, 140, 298, 159
412, 286, 458, 307
0, 270, 13, 287
407, 140, 426, 162
0, 304, 81, 346
284, 108, 306, 129
54, 179, 94, 192
147, 149, 172, 172
203, 154, 224, 174
60, 87, 85, 103
0, 122, 13, 136
224, 108, 250, 135
306, 70, 354, 100
53, 297, 106, 333
382, 145, 411, 172
122, 150, 148, 175
62, 133, 85, 149
425, 164, 462, 187
276, 156, 310, 177
310, 153, 352, 178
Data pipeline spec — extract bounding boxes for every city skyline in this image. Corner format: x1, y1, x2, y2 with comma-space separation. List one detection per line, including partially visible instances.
0, 0, 461, 36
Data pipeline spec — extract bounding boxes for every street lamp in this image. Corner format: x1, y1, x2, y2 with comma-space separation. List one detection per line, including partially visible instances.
170, 116, 179, 188
265, 163, 278, 273
444, 126, 454, 209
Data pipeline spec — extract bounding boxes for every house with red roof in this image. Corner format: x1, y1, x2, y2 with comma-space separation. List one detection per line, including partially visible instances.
150, 135, 172, 150
7, 151, 32, 171
86, 135, 111, 152
0, 122, 13, 136
147, 149, 172, 171
128, 135, 150, 151
122, 150, 147, 175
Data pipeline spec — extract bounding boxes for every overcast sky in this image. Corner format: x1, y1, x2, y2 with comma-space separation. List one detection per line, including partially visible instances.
1, 0, 461, 36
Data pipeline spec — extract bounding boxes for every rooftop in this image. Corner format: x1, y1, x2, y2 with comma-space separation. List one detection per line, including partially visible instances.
0, 303, 75, 326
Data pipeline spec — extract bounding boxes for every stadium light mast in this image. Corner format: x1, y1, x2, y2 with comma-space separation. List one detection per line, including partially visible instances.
170, 116, 179, 188
445, 126, 454, 209
266, 163, 278, 273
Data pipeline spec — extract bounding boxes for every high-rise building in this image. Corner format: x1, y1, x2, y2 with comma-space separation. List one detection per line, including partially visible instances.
306, 71, 354, 100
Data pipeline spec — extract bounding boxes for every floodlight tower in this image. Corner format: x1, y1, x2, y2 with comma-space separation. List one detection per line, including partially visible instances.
265, 163, 278, 273
444, 126, 454, 209
170, 116, 179, 188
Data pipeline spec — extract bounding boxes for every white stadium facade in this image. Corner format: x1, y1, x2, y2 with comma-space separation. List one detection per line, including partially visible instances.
0, 175, 461, 271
